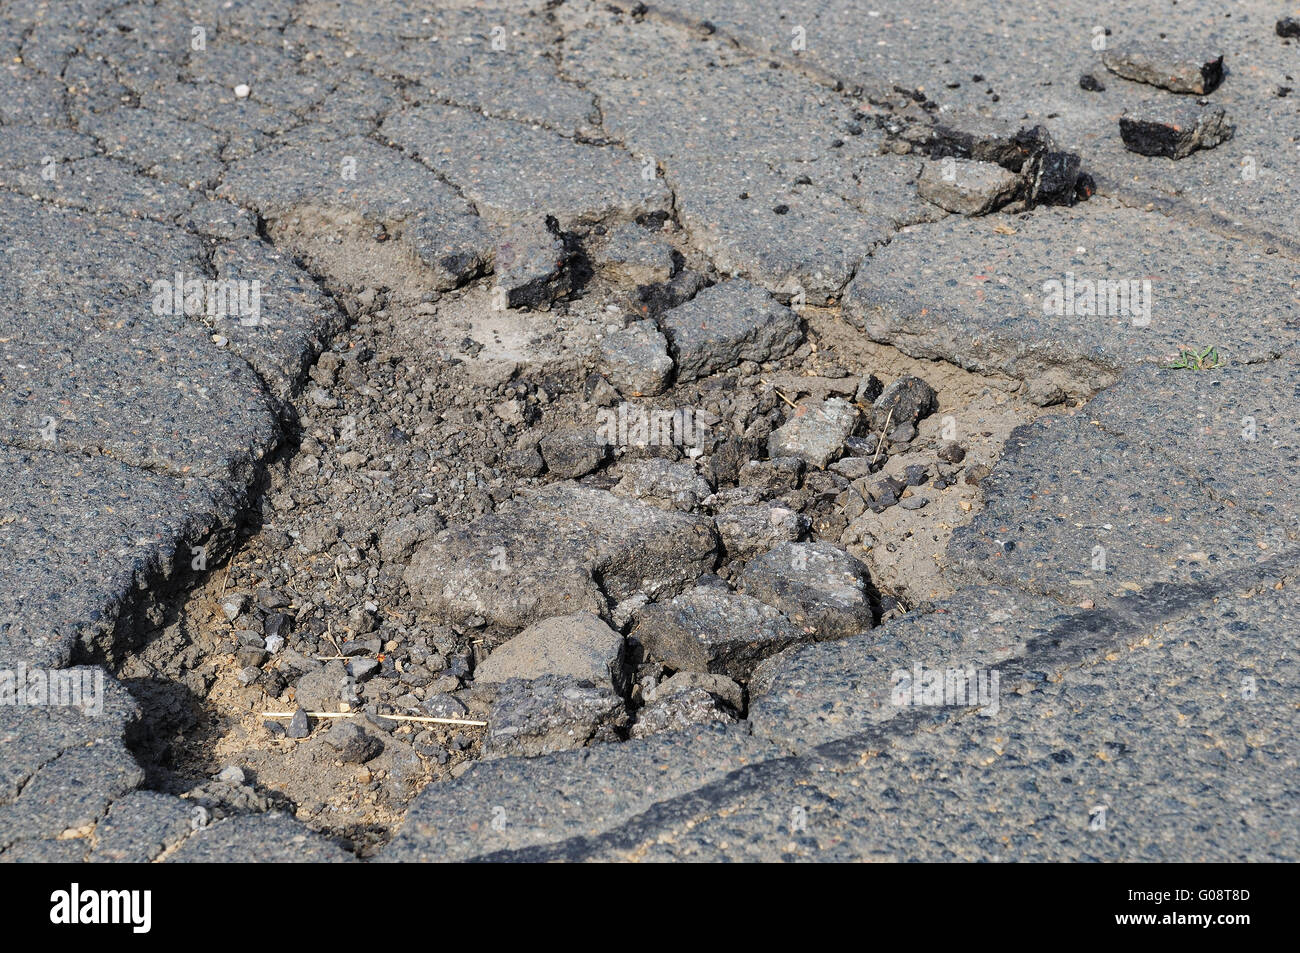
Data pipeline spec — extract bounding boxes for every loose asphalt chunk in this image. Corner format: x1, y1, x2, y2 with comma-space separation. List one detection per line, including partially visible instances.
633, 585, 805, 682
659, 279, 803, 383
739, 541, 875, 640
1101, 41, 1225, 95
404, 483, 718, 629
767, 397, 859, 469
480, 676, 629, 760
916, 157, 1020, 216
598, 320, 675, 396
1119, 102, 1235, 158
475, 613, 626, 691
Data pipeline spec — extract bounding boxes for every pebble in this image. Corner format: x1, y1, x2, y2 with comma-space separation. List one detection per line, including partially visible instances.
287, 707, 311, 739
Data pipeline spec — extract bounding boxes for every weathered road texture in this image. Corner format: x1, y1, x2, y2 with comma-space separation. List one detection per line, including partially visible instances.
2, 0, 1297, 861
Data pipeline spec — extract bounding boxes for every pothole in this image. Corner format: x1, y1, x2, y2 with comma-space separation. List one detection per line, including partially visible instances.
110, 213, 1062, 857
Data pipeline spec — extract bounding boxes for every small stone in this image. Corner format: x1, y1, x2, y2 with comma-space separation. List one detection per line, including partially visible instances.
872, 376, 938, 431
216, 766, 245, 784
829, 456, 879, 480
505, 443, 545, 477
299, 521, 339, 554
236, 666, 261, 685
234, 83, 251, 99
347, 658, 380, 680
220, 592, 249, 621
322, 722, 383, 764
539, 428, 610, 479
1079, 73, 1105, 92
1030, 151, 1085, 206
901, 463, 930, 486
308, 386, 337, 409
899, 495, 929, 510
235, 644, 268, 669
854, 374, 883, 404
295, 662, 349, 712
888, 422, 917, 445
287, 707, 310, 738
257, 588, 290, 610
583, 373, 620, 407
263, 612, 291, 641
1279, 17, 1300, 38
937, 441, 967, 464
422, 693, 469, 719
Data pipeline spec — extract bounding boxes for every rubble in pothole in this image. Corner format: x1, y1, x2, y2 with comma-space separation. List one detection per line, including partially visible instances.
112, 199, 1045, 850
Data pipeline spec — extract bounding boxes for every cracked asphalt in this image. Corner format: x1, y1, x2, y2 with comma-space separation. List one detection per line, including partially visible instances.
1, 0, 1297, 863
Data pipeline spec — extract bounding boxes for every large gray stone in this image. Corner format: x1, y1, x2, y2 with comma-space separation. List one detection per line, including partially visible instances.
739, 541, 875, 640
634, 586, 804, 682
405, 484, 719, 629
598, 321, 674, 397
767, 397, 858, 468
476, 613, 626, 691
659, 280, 803, 383
481, 676, 628, 760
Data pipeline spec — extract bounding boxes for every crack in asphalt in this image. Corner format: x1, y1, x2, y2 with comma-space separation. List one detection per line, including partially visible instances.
461, 548, 1300, 861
